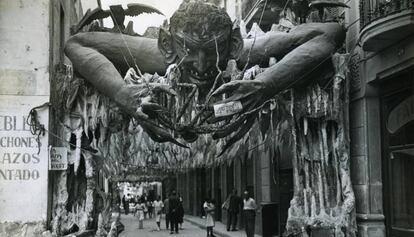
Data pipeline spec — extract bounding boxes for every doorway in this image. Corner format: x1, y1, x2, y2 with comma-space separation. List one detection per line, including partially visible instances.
381, 70, 414, 237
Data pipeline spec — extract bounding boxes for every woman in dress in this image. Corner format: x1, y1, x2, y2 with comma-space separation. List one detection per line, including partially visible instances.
135, 200, 145, 229
203, 198, 216, 237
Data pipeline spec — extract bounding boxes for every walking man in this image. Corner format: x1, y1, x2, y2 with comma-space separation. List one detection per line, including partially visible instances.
164, 194, 170, 230
154, 196, 164, 231
169, 190, 180, 234
243, 191, 257, 237
122, 195, 129, 215
227, 189, 241, 231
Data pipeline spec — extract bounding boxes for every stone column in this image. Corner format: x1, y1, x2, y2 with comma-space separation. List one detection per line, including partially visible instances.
350, 94, 385, 237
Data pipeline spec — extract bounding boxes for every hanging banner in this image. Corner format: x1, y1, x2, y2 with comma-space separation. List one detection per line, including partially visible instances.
49, 147, 67, 170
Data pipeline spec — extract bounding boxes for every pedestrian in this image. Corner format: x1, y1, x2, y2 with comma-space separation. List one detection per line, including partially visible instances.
178, 193, 184, 230
122, 195, 129, 215
164, 194, 170, 230
135, 199, 145, 229
147, 200, 154, 219
140, 194, 148, 219
243, 191, 257, 237
133, 196, 140, 216
154, 196, 164, 231
143, 201, 148, 219
169, 190, 180, 234
226, 189, 241, 231
204, 198, 216, 237
115, 194, 121, 213
201, 200, 206, 218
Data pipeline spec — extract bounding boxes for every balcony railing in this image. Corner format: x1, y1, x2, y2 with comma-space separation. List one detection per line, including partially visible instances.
360, 0, 414, 29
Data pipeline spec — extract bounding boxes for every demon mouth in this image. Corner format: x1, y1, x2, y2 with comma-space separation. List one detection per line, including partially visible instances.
187, 68, 218, 82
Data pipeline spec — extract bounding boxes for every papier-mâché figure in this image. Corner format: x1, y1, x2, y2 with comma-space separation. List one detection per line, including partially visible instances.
64, 0, 345, 146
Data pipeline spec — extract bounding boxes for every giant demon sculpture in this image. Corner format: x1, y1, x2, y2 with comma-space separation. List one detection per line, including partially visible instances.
65, 0, 345, 148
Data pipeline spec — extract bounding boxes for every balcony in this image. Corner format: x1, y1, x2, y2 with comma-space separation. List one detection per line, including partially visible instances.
359, 0, 414, 51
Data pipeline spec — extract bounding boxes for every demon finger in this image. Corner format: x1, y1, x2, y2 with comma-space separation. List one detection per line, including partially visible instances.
212, 114, 248, 139
211, 81, 240, 97
140, 120, 188, 148
150, 83, 178, 96
217, 115, 256, 157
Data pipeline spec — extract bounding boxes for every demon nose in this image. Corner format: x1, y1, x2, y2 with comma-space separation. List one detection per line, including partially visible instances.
192, 50, 208, 74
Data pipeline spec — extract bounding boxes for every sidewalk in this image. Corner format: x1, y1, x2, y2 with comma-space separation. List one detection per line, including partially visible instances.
184, 215, 261, 237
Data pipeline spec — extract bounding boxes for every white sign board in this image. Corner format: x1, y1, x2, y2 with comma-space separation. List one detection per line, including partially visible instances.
213, 101, 243, 118
49, 147, 67, 170
0, 95, 49, 222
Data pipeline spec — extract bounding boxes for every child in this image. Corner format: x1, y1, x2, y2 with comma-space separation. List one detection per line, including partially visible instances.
203, 198, 216, 237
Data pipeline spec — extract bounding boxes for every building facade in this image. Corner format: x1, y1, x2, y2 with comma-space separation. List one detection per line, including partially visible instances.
0, 0, 83, 236
176, 147, 290, 236
345, 0, 414, 236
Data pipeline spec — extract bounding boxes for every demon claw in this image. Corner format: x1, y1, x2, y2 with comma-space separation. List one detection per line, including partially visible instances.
150, 83, 178, 96
140, 120, 188, 148
211, 81, 238, 97
217, 115, 256, 157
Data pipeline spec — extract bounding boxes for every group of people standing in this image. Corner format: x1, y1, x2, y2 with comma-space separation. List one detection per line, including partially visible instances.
135, 195, 164, 230
222, 190, 258, 237
122, 191, 184, 233
122, 189, 257, 237
202, 189, 257, 237
121, 193, 153, 219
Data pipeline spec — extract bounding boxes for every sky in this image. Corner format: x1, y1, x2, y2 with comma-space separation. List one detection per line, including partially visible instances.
82, 0, 183, 34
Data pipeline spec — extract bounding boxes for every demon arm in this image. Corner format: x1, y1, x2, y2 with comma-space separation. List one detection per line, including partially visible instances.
214, 22, 345, 110
211, 22, 345, 139
64, 32, 186, 147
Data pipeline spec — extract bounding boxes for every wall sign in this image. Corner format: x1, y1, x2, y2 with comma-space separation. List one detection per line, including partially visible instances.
387, 95, 414, 134
0, 95, 49, 222
49, 147, 67, 170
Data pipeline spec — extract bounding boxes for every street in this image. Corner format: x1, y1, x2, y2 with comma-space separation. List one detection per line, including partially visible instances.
2, 0, 409, 237
119, 215, 207, 237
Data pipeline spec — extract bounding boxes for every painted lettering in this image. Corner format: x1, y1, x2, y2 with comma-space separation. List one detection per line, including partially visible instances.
0, 169, 40, 180
0, 115, 31, 131
12, 152, 20, 163
1, 153, 11, 164
0, 152, 40, 164
0, 136, 37, 148
32, 153, 40, 164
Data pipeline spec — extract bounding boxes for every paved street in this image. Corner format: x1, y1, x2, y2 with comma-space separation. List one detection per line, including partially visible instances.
119, 214, 207, 237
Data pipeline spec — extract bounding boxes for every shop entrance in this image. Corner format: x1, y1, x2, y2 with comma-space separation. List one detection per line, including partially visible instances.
381, 70, 414, 237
